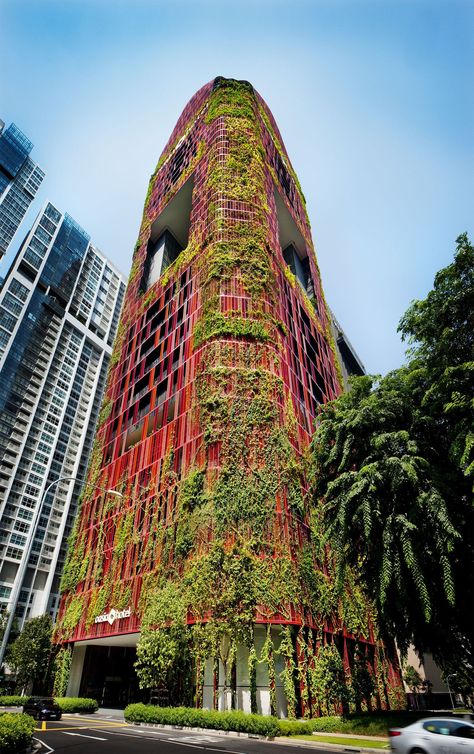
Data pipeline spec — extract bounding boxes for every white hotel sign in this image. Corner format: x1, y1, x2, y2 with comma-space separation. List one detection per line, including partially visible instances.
94, 607, 131, 625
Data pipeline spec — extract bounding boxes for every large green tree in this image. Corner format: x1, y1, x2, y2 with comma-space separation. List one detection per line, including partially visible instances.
398, 232, 474, 478
6, 615, 53, 694
312, 234, 473, 677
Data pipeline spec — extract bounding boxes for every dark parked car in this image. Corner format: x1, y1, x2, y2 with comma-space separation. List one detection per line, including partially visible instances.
23, 697, 62, 721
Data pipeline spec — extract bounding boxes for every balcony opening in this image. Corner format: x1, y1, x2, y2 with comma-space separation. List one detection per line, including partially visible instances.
274, 187, 315, 299
145, 345, 160, 372
134, 373, 149, 399
141, 175, 194, 292
273, 151, 293, 203
156, 377, 167, 406
138, 393, 151, 420
124, 421, 143, 452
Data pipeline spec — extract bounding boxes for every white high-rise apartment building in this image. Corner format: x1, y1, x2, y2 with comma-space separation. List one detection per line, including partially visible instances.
0, 202, 125, 657
0, 119, 45, 258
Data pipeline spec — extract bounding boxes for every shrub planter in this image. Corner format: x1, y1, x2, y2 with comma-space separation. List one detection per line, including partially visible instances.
55, 698, 98, 714
124, 704, 280, 738
0, 712, 36, 754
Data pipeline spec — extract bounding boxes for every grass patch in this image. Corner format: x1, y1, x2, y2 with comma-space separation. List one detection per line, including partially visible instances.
297, 734, 388, 748
309, 712, 436, 737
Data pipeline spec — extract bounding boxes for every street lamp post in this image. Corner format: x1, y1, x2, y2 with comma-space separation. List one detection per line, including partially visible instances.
0, 476, 122, 667
446, 674, 457, 710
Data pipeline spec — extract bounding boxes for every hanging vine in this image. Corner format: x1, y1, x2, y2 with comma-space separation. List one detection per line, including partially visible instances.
53, 646, 73, 697
278, 626, 297, 720
296, 628, 311, 719
248, 643, 258, 714
260, 625, 277, 716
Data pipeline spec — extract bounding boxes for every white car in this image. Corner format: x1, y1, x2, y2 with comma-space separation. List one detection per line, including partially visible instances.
389, 718, 474, 754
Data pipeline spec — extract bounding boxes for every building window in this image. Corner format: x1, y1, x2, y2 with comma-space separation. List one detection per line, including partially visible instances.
8, 278, 29, 302
10, 533, 26, 547
283, 244, 312, 294
145, 230, 183, 290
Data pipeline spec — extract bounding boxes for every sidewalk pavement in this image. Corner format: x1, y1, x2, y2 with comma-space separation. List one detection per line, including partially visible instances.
97, 707, 126, 718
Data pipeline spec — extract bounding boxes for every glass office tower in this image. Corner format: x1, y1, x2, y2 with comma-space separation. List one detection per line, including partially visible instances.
0, 120, 45, 258
0, 202, 125, 661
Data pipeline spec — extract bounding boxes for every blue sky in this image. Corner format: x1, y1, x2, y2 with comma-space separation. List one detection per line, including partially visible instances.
1, 0, 472, 374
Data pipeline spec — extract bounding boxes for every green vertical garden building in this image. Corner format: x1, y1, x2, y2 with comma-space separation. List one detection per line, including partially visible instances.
56, 77, 404, 715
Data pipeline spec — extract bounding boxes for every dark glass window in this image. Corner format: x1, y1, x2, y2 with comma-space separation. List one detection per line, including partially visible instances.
274, 151, 292, 202
451, 725, 474, 739
283, 244, 310, 291
0, 171, 9, 195
0, 124, 32, 179
145, 230, 183, 290
39, 214, 89, 305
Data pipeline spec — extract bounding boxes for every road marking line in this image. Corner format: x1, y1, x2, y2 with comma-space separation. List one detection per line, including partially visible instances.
33, 738, 54, 753
63, 716, 126, 725
62, 732, 108, 741
170, 736, 223, 743
89, 727, 246, 752
89, 728, 168, 738
35, 724, 128, 731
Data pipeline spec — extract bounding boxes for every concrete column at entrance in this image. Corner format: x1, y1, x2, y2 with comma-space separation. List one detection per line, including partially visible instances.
67, 645, 86, 697
236, 643, 251, 713
202, 657, 214, 710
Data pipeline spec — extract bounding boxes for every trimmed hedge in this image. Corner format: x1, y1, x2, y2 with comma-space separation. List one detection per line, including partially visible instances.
0, 696, 98, 714
124, 704, 280, 737
309, 716, 347, 732
278, 719, 313, 736
0, 713, 36, 754
55, 697, 98, 713
0, 697, 27, 708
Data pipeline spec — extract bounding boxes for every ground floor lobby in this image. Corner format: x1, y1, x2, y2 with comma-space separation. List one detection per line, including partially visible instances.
68, 633, 144, 708
66, 626, 291, 714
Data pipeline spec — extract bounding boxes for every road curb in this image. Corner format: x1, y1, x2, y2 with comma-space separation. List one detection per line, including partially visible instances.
128, 722, 274, 740
25, 743, 42, 754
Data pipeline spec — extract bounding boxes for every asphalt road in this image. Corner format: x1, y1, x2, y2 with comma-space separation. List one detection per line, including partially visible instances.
33, 715, 328, 754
